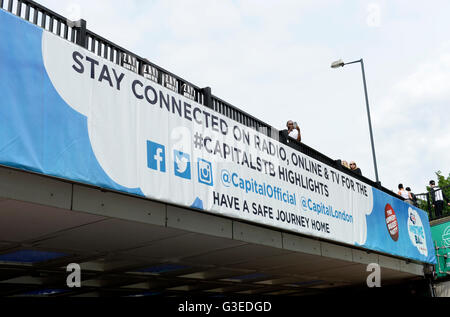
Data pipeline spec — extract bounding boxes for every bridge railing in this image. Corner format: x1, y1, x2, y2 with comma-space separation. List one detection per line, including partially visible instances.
1, 0, 78, 41
1, 0, 410, 204
416, 185, 450, 221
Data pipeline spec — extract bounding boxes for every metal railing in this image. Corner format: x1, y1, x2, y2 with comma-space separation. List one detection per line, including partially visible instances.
1, 0, 78, 41
416, 185, 450, 221
1, 0, 410, 202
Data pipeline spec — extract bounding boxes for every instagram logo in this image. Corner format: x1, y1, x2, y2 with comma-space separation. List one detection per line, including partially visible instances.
197, 158, 213, 186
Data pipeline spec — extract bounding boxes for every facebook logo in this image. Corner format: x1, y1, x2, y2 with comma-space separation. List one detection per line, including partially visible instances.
147, 141, 166, 172
174, 150, 191, 180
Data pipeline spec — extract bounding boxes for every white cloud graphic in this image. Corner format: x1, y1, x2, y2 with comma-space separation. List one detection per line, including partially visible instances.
42, 31, 195, 202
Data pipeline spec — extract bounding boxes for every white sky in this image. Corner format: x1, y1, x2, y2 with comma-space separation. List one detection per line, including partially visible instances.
38, 0, 449, 195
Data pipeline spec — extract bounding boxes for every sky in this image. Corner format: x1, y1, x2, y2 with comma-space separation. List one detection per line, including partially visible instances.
37, 0, 449, 195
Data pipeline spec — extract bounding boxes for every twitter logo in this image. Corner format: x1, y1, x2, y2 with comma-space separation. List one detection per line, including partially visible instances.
174, 150, 191, 180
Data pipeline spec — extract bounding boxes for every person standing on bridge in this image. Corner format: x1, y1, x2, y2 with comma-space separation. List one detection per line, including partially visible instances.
349, 161, 362, 175
398, 184, 412, 204
405, 187, 418, 207
341, 160, 350, 169
429, 180, 450, 218
286, 120, 301, 142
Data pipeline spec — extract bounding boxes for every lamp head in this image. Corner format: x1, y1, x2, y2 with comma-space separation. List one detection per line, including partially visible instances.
331, 59, 345, 68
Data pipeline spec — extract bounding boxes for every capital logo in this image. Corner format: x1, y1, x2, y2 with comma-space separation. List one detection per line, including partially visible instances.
174, 150, 191, 180
197, 158, 213, 186
147, 141, 166, 172
407, 207, 428, 256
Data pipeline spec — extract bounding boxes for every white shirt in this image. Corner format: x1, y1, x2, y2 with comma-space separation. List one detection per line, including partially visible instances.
399, 189, 410, 200
288, 129, 299, 140
434, 187, 444, 201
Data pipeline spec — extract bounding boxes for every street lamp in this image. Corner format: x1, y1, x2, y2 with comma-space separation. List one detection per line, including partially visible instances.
331, 58, 380, 185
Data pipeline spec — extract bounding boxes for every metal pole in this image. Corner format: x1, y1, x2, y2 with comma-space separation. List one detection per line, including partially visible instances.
202, 87, 213, 109
359, 59, 380, 184
75, 19, 87, 48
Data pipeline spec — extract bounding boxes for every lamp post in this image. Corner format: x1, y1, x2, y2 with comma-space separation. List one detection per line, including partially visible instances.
331, 58, 380, 185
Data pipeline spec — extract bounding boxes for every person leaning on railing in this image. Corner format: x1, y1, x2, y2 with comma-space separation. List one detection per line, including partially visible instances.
398, 183, 414, 205
341, 160, 350, 169
349, 161, 362, 175
286, 120, 301, 142
406, 187, 418, 207
429, 180, 450, 218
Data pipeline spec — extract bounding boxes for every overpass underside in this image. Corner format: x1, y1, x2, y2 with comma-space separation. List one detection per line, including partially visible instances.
0, 166, 425, 297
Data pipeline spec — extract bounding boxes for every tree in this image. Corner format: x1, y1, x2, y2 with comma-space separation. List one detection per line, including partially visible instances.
416, 196, 429, 214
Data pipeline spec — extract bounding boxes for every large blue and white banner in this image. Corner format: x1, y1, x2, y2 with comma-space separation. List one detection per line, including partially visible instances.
0, 10, 436, 264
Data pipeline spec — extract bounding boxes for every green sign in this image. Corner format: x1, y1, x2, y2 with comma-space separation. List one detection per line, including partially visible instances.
431, 221, 450, 278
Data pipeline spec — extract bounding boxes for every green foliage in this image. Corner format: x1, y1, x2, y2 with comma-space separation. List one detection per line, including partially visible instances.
416, 198, 429, 212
